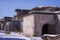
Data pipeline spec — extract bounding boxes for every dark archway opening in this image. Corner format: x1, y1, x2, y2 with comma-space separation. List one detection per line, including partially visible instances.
42, 24, 49, 35
14, 25, 20, 32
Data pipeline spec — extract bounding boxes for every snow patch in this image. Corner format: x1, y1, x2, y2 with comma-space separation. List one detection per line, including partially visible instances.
0, 32, 42, 40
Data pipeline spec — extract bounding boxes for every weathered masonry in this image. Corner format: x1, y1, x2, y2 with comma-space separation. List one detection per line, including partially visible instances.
22, 6, 60, 36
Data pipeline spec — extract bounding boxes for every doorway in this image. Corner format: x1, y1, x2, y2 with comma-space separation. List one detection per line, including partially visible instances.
42, 24, 50, 35
14, 25, 20, 32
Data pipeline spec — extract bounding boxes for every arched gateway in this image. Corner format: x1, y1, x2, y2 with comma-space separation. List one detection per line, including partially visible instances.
42, 24, 50, 35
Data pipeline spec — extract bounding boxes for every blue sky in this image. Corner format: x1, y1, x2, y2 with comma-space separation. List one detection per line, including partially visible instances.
0, 0, 60, 18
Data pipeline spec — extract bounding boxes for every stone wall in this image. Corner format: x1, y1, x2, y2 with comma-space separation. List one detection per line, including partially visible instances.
23, 14, 35, 37
23, 13, 57, 37
55, 14, 60, 34
34, 13, 56, 36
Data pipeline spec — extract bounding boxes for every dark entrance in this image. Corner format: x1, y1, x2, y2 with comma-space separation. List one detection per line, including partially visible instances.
14, 25, 20, 32
42, 24, 49, 35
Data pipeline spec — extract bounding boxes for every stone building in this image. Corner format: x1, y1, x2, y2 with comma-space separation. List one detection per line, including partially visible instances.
0, 17, 12, 30
0, 17, 21, 33
0, 9, 30, 33
15, 9, 30, 32
22, 6, 60, 36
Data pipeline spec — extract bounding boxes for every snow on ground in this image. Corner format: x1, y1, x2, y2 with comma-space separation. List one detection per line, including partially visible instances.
43, 34, 58, 37
0, 32, 59, 40
0, 32, 42, 40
